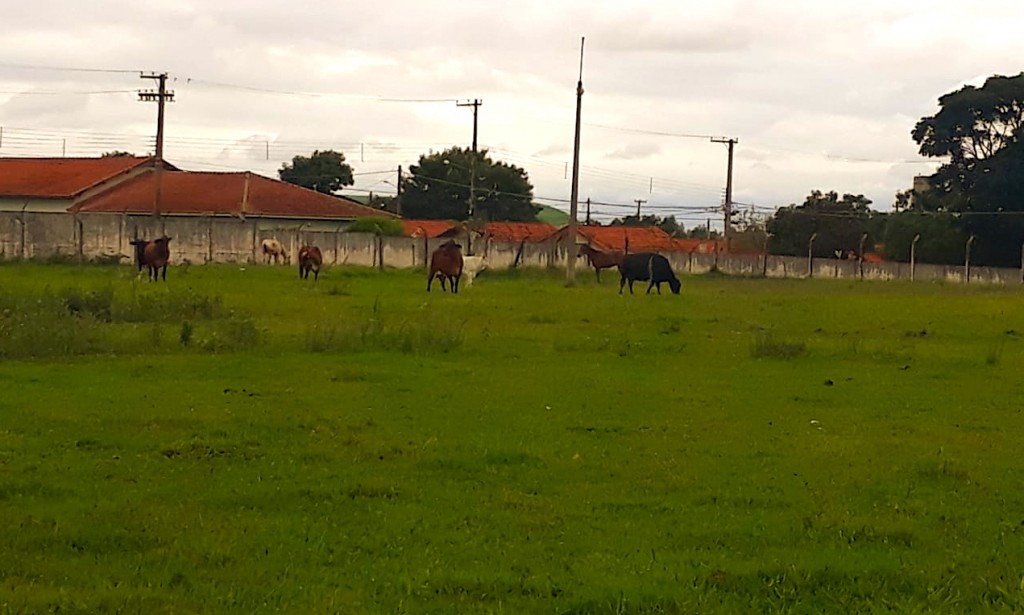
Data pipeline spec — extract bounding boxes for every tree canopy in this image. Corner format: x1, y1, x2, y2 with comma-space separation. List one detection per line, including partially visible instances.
400, 147, 536, 221
279, 150, 354, 195
766, 190, 878, 258
911, 73, 1024, 266
609, 214, 682, 236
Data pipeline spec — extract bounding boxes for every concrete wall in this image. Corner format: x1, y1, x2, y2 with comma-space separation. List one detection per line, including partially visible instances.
1, 211, 1021, 285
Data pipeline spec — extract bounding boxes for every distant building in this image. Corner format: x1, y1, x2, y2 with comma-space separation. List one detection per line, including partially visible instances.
0, 157, 391, 229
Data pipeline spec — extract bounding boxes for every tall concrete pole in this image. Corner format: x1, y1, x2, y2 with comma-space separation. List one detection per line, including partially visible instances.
567, 37, 585, 285
140, 73, 174, 216
711, 137, 737, 252
457, 99, 482, 152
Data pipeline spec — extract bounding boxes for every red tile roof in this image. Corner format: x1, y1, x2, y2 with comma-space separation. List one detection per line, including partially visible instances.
572, 225, 681, 252
483, 222, 557, 243
0, 156, 158, 198
401, 220, 459, 238
673, 238, 725, 254
72, 170, 393, 219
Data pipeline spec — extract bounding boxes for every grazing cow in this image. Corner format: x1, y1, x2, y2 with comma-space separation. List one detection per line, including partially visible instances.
298, 245, 323, 281
427, 240, 464, 293
129, 236, 173, 282
460, 255, 488, 287
577, 244, 624, 282
618, 252, 681, 295
261, 238, 289, 264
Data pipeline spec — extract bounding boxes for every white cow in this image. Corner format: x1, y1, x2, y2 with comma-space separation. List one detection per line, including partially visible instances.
261, 238, 289, 264
461, 255, 488, 287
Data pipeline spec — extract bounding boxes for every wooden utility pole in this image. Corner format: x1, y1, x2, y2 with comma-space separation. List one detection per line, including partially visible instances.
456, 99, 482, 152
711, 137, 737, 251
139, 73, 174, 215
585, 198, 591, 225
567, 37, 585, 285
634, 199, 647, 218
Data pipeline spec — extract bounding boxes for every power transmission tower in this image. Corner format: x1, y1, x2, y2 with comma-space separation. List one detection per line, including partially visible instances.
711, 137, 737, 250
456, 99, 482, 152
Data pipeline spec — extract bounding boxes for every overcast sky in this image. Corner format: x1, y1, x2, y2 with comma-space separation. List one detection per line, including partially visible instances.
3, 1, 1024, 226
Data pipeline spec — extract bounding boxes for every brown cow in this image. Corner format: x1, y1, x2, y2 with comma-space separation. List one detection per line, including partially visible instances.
427, 240, 464, 293
298, 245, 323, 281
129, 236, 173, 282
577, 244, 624, 282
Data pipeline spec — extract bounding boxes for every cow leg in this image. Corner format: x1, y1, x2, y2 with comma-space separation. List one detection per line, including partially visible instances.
628, 280, 636, 294
162, 264, 167, 281
427, 272, 433, 292
595, 267, 601, 283
314, 269, 319, 281
619, 275, 626, 294
647, 281, 655, 294
453, 274, 460, 294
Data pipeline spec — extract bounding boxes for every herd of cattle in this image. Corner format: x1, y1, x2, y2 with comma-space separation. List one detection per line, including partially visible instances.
129, 236, 681, 295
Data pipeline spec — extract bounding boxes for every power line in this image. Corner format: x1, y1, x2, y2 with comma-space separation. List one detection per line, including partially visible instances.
0, 62, 140, 74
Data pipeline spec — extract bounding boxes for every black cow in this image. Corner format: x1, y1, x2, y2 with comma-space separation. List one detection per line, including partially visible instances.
618, 252, 681, 295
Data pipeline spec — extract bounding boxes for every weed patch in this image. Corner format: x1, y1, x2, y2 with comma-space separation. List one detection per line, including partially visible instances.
751, 330, 807, 359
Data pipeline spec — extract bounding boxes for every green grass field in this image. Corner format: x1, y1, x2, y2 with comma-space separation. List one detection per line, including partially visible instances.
2, 263, 1024, 614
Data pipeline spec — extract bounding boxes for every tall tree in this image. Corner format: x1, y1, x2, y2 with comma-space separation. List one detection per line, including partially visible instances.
279, 150, 354, 194
400, 147, 536, 221
912, 73, 1024, 266
766, 190, 876, 258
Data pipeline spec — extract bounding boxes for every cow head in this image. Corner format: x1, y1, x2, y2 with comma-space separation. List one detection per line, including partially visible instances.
669, 277, 681, 295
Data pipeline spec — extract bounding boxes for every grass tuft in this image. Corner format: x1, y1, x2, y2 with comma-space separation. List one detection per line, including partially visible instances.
751, 330, 807, 359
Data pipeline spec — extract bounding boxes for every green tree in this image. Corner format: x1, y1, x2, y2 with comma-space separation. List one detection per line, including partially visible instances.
609, 214, 682, 236
400, 147, 536, 221
881, 212, 966, 265
766, 190, 876, 257
912, 73, 1024, 265
279, 150, 354, 194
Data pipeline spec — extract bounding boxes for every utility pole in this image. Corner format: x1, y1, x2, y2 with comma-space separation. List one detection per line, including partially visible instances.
585, 198, 591, 225
456, 99, 482, 152
396, 165, 403, 216
567, 37, 585, 285
634, 199, 647, 218
139, 73, 174, 160
140, 72, 174, 216
711, 137, 737, 252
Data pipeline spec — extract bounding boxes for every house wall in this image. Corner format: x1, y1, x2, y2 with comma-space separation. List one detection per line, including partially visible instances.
0, 211, 1021, 285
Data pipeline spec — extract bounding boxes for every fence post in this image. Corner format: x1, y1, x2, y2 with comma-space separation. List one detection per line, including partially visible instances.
807, 233, 817, 278
965, 235, 976, 283
18, 202, 28, 260
76, 215, 84, 263
207, 216, 214, 263
858, 232, 868, 280
910, 234, 920, 281
377, 233, 384, 270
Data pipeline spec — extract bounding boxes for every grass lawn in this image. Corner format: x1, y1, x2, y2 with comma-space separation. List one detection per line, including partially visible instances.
1, 263, 1023, 613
